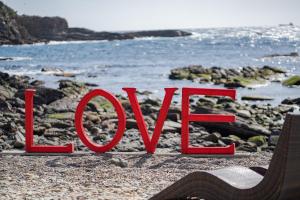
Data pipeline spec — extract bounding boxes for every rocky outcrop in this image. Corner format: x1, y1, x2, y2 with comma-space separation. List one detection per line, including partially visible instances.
17, 15, 68, 41
169, 65, 287, 88
0, 2, 37, 44
0, 1, 191, 45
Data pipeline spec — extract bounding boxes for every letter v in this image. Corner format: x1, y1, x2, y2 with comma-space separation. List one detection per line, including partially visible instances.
123, 88, 177, 153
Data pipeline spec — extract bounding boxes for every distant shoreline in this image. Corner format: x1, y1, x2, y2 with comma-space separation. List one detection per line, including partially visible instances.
0, 1, 191, 45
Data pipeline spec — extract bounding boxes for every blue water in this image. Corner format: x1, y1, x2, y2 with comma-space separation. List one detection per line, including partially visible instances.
0, 26, 300, 105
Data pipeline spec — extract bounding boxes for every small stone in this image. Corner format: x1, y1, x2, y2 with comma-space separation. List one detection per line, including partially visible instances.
237, 110, 252, 118
269, 135, 279, 146
90, 127, 101, 135
14, 132, 25, 149
203, 132, 220, 143
110, 157, 128, 168
247, 135, 267, 146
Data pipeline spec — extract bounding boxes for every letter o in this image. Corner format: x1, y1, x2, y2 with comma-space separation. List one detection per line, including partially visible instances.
75, 89, 126, 153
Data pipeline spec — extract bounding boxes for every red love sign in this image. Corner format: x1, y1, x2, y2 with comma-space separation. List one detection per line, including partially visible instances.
25, 88, 236, 154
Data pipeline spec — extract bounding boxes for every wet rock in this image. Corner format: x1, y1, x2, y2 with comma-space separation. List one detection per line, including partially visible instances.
170, 65, 286, 88
264, 52, 299, 58
46, 112, 74, 120
247, 136, 267, 146
282, 75, 300, 86
30, 80, 45, 87
281, 97, 300, 106
241, 96, 274, 101
0, 57, 13, 61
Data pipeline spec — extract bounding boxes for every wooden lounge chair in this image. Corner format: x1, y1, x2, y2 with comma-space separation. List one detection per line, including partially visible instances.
151, 113, 300, 200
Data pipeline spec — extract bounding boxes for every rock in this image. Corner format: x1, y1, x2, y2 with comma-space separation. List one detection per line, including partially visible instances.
47, 112, 74, 120
241, 96, 274, 101
247, 136, 267, 146
14, 132, 25, 149
84, 83, 98, 87
44, 128, 67, 137
237, 142, 257, 152
224, 81, 246, 88
264, 52, 299, 58
0, 57, 13, 61
0, 2, 36, 45
282, 75, 300, 86
216, 97, 234, 104
16, 87, 65, 105
0, 85, 15, 99
220, 137, 236, 145
53, 72, 76, 78
41, 67, 64, 73
169, 65, 284, 88
281, 97, 300, 105
47, 97, 78, 113
58, 80, 89, 97
136, 90, 153, 95
237, 110, 252, 119
0, 99, 12, 111
129, 30, 191, 38
164, 121, 181, 130
126, 119, 139, 129
30, 80, 45, 87
143, 98, 161, 106
85, 113, 101, 123
269, 135, 279, 146
90, 127, 101, 135
203, 132, 220, 143
262, 66, 286, 74
167, 113, 180, 122
110, 157, 128, 168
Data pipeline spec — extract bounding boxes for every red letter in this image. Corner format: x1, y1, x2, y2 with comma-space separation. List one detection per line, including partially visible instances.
75, 89, 126, 153
25, 89, 74, 153
181, 88, 236, 154
123, 88, 177, 153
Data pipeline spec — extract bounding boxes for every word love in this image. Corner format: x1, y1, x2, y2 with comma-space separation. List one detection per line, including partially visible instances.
25, 88, 236, 154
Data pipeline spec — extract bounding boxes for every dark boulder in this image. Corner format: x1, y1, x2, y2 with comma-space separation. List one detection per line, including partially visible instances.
16, 87, 65, 105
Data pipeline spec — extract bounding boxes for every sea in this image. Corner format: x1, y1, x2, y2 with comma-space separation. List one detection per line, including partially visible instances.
0, 26, 299, 105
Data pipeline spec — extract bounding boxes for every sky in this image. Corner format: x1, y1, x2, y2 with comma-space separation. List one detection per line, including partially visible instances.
3, 0, 300, 31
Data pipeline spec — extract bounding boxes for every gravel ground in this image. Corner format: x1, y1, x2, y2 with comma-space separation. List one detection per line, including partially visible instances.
0, 152, 272, 200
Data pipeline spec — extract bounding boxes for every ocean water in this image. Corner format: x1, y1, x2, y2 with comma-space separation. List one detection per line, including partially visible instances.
0, 26, 299, 105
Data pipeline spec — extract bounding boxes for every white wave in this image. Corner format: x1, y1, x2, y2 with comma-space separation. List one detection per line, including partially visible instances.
47, 40, 108, 45
133, 36, 160, 41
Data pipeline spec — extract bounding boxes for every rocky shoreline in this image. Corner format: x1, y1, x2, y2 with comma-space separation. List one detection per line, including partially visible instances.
0, 1, 191, 45
169, 65, 293, 88
1, 71, 299, 153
